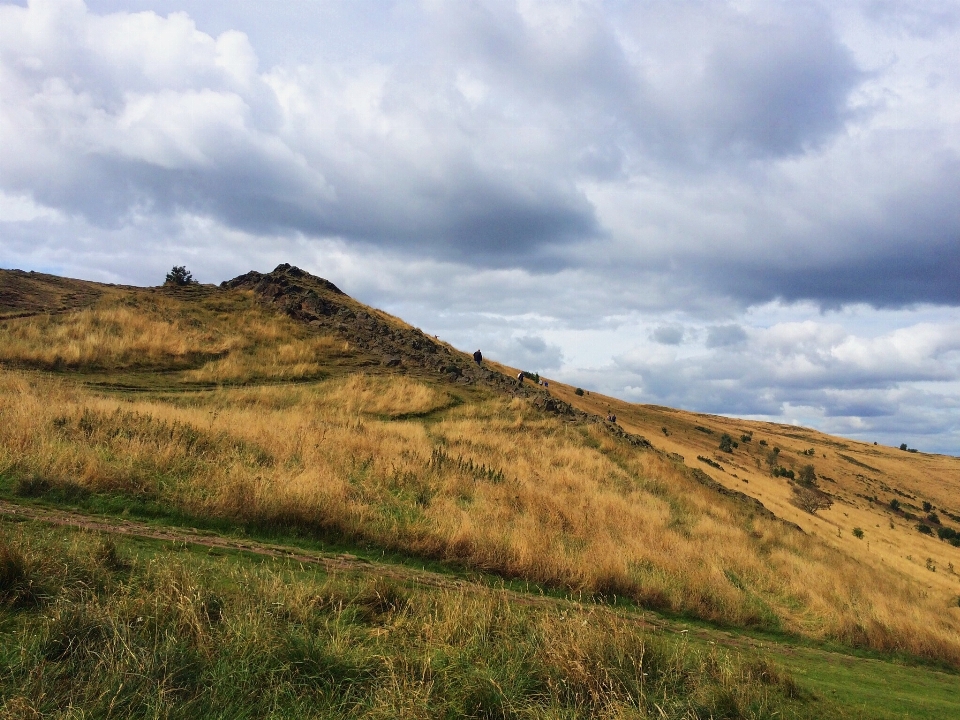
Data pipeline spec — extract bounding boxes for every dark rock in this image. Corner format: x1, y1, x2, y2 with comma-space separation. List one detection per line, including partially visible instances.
384, 357, 401, 368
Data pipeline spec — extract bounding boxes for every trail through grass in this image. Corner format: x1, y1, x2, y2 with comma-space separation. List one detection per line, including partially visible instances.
0, 519, 835, 719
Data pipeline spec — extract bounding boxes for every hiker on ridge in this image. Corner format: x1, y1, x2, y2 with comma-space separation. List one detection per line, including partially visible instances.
517, 371, 524, 385
473, 349, 482, 366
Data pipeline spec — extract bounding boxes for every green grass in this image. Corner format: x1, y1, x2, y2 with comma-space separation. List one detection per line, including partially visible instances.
773, 647, 960, 720
1, 519, 832, 719
3, 518, 960, 718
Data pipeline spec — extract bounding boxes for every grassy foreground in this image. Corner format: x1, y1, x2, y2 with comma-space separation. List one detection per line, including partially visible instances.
1, 519, 826, 720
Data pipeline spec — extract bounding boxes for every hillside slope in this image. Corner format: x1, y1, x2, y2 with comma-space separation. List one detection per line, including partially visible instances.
540, 377, 960, 603
1, 264, 959, 676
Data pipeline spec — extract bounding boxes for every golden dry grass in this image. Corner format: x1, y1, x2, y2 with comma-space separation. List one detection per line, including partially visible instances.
541, 376, 960, 601
3, 369, 960, 667
0, 291, 349, 380
0, 302, 226, 368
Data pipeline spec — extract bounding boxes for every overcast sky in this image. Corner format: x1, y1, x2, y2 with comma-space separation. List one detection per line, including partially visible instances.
1, 0, 959, 453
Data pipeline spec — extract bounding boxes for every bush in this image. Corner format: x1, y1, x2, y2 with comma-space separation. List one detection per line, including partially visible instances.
852, 528, 864, 539
900, 443, 908, 451
165, 265, 196, 286
798, 464, 816, 486
719, 434, 734, 453
889, 499, 901, 512
918, 524, 933, 535
922, 501, 933, 513
758, 439, 767, 446
936, 526, 957, 541
574, 388, 584, 396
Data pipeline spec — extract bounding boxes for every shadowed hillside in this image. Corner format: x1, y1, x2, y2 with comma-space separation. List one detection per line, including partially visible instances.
1, 264, 959, 717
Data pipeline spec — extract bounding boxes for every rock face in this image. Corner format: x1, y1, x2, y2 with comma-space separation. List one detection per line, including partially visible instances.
222, 264, 536, 397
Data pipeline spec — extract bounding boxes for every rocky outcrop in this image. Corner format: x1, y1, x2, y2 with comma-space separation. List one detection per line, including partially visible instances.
222, 264, 530, 395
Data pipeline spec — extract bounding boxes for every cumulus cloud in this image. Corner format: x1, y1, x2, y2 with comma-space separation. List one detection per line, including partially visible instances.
4, 0, 958, 303
1, 0, 959, 451
571, 307, 960, 451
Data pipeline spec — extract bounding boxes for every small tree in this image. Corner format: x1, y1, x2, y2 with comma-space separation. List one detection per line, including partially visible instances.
765, 447, 780, 472
889, 498, 901, 512
575, 388, 584, 396
798, 464, 816, 487
791, 485, 833, 515
719, 433, 733, 453
165, 265, 196, 286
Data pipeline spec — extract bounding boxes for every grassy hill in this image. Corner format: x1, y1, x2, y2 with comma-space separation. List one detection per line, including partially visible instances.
1, 264, 958, 718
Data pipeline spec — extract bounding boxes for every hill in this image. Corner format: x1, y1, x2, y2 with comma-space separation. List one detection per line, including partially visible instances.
1, 264, 959, 718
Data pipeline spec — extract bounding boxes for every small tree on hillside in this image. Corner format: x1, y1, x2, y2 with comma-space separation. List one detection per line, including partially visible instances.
797, 464, 816, 487
718, 434, 738, 453
791, 484, 834, 515
165, 265, 196, 286
765, 447, 781, 472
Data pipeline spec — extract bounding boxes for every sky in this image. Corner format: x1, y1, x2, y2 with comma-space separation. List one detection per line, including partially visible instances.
1, 0, 959, 453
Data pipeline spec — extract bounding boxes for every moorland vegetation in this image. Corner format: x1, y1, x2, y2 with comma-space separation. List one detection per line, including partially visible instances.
1, 265, 959, 718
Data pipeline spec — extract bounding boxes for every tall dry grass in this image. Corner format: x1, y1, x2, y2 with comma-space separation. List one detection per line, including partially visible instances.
0, 523, 814, 719
0, 303, 226, 369
0, 293, 348, 380
2, 369, 960, 667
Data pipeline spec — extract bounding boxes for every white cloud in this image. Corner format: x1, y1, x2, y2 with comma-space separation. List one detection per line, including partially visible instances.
1, 0, 959, 452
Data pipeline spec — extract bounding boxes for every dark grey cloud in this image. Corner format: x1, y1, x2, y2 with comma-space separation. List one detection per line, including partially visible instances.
0, 0, 869, 274
625, 1, 862, 163
652, 325, 684, 345
706, 324, 747, 348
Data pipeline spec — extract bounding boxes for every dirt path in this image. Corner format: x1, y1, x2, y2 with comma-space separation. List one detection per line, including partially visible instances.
0, 499, 656, 624
0, 499, 461, 588
5, 497, 941, 684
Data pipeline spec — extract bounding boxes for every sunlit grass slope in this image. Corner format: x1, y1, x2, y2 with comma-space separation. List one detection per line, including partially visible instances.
1, 267, 959, 673
541, 378, 960, 612
0, 283, 352, 381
